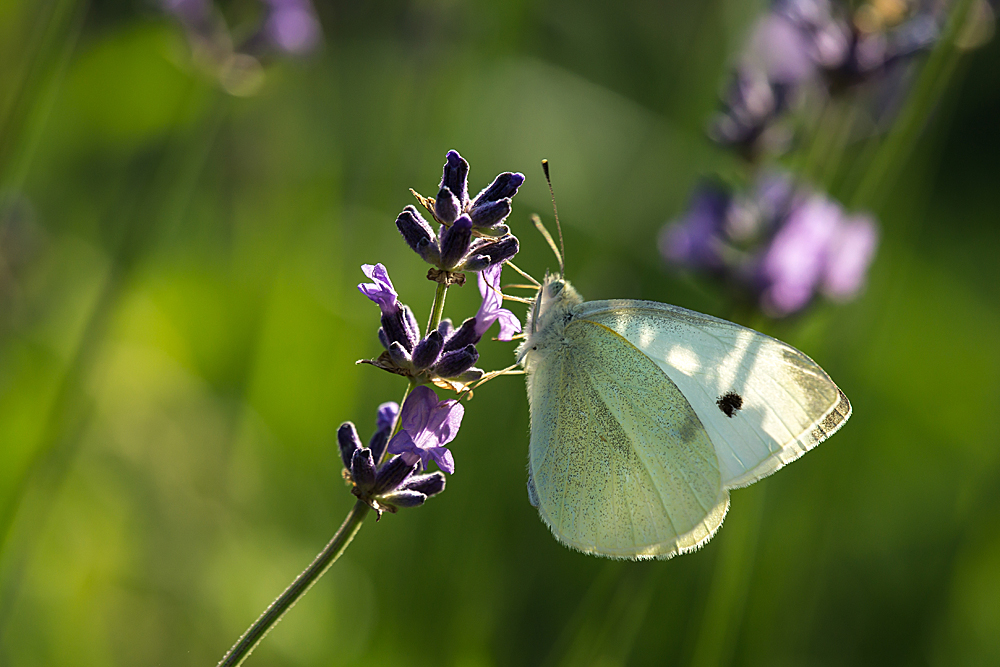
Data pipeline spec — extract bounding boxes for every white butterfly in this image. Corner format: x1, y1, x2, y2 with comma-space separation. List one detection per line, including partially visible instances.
516, 274, 850, 560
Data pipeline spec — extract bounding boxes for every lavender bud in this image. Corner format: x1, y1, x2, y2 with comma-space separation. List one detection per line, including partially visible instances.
378, 327, 391, 351
388, 341, 411, 368
437, 318, 454, 338
439, 216, 473, 270
399, 471, 446, 497
443, 317, 479, 351
351, 448, 377, 492
402, 305, 421, 350
435, 186, 461, 224
469, 198, 512, 229
414, 238, 442, 266
412, 330, 444, 370
440, 150, 470, 205
375, 402, 399, 433
337, 422, 363, 470
379, 489, 427, 509
372, 455, 419, 495
396, 206, 436, 253
478, 235, 519, 266
370, 402, 398, 464
369, 430, 389, 464
473, 172, 525, 206
381, 309, 415, 351
434, 344, 479, 378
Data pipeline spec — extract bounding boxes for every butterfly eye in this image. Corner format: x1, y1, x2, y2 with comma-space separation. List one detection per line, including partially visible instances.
548, 280, 564, 297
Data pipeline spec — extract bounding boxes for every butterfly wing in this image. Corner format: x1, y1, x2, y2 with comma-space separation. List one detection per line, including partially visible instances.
526, 318, 729, 559
577, 300, 851, 489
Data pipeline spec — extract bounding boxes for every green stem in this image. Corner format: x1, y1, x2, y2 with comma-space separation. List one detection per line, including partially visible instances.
687, 487, 766, 667
217, 500, 372, 667
426, 281, 449, 335
849, 0, 975, 211
379, 378, 417, 466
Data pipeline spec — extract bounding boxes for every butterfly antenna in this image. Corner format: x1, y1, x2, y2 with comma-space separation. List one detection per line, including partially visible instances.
532, 214, 563, 275
541, 159, 566, 277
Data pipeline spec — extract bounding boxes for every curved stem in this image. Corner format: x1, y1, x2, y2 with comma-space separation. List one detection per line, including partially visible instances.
426, 281, 449, 335
217, 500, 371, 667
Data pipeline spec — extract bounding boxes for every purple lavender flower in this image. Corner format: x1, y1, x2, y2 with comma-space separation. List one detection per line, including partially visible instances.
338, 404, 446, 518
359, 263, 421, 358
386, 386, 464, 474
261, 0, 322, 55
820, 213, 879, 301
358, 263, 399, 314
396, 151, 522, 275
474, 263, 522, 341
754, 192, 879, 316
434, 150, 525, 232
709, 68, 793, 155
712, 0, 940, 156
658, 185, 730, 270
395, 206, 519, 274
661, 174, 878, 317
758, 194, 842, 316
368, 402, 399, 463
358, 264, 484, 383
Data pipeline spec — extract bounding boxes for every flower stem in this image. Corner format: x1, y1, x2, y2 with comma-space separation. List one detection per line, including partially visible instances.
426, 281, 449, 335
849, 0, 974, 211
217, 500, 372, 667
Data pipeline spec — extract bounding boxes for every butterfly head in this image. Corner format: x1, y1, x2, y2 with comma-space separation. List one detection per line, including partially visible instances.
517, 273, 583, 364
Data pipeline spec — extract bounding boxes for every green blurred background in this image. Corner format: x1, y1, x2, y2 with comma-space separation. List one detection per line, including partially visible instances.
1, 0, 999, 665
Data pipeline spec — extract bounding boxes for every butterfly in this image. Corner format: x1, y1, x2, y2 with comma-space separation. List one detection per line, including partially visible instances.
515, 273, 850, 560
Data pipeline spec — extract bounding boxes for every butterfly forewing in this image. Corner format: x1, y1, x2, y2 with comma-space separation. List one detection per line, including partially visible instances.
577, 300, 851, 489
527, 318, 729, 559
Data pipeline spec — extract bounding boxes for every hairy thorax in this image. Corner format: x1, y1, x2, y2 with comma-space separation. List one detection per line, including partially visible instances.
517, 276, 584, 369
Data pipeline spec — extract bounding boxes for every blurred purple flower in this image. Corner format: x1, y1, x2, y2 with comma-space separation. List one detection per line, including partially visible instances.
755, 193, 879, 316
758, 195, 842, 316
745, 10, 824, 85
661, 174, 878, 317
387, 386, 464, 474
474, 263, 522, 340
658, 185, 730, 270
262, 0, 322, 55
712, 0, 940, 156
710, 68, 793, 155
821, 214, 879, 300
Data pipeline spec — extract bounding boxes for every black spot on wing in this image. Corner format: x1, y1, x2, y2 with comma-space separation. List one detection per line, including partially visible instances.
717, 391, 743, 418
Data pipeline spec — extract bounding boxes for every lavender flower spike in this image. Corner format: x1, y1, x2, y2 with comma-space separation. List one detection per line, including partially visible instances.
475, 263, 522, 341
359, 263, 399, 314
387, 386, 464, 474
